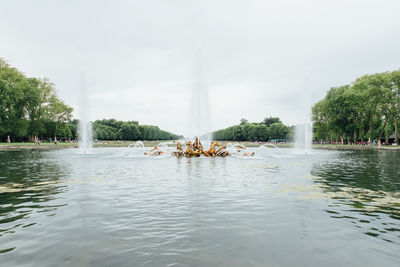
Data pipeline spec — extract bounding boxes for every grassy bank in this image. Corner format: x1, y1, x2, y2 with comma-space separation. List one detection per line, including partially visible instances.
1, 141, 399, 151
311, 144, 400, 150
0, 140, 175, 150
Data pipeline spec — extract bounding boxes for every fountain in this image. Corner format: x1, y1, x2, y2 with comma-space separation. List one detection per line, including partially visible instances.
190, 50, 210, 143
78, 69, 93, 154
145, 138, 253, 158
256, 144, 283, 157
128, 141, 145, 148
294, 107, 313, 154
294, 79, 313, 154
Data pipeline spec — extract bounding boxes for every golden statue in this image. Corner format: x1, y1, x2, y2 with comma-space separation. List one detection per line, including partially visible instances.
203, 141, 220, 157
215, 143, 229, 157
185, 141, 195, 157
145, 146, 164, 156
144, 138, 258, 158
172, 141, 184, 156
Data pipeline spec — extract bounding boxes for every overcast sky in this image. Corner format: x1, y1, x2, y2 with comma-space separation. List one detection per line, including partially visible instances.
1, 0, 400, 137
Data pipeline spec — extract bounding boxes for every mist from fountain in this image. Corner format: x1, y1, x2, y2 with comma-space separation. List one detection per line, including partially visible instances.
128, 141, 145, 148
294, 121, 312, 152
294, 100, 313, 154
78, 69, 93, 154
190, 50, 211, 146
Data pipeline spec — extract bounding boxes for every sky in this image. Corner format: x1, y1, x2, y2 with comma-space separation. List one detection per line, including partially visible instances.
1, 0, 400, 137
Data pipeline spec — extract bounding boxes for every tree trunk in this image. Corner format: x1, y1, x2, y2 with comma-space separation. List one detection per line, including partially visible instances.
369, 118, 374, 143
54, 122, 58, 143
395, 119, 399, 145
384, 118, 389, 145
385, 122, 389, 145
361, 127, 364, 143
353, 129, 357, 144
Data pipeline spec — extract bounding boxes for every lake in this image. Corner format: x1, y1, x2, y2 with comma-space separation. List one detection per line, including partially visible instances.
0, 147, 399, 266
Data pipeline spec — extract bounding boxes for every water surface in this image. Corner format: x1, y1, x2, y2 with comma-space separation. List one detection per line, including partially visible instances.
0, 148, 399, 266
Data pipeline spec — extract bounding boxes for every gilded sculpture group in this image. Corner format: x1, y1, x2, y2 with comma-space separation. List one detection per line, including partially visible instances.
146, 137, 254, 157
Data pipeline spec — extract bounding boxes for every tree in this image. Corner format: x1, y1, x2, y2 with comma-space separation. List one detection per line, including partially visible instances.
213, 118, 289, 142
390, 70, 400, 144
263, 116, 281, 127
48, 97, 73, 142
0, 58, 29, 140
312, 69, 400, 145
118, 123, 140, 140
269, 123, 289, 139
26, 77, 57, 139
352, 74, 385, 142
92, 119, 181, 141
68, 119, 79, 140
254, 124, 269, 141
240, 118, 248, 125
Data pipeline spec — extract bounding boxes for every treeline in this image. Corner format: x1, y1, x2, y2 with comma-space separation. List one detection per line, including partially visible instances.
313, 70, 400, 144
0, 58, 73, 142
0, 58, 183, 142
93, 119, 183, 141
213, 117, 292, 142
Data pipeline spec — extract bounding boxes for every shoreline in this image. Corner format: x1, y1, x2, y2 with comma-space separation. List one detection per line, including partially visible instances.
1, 142, 400, 151
312, 145, 400, 151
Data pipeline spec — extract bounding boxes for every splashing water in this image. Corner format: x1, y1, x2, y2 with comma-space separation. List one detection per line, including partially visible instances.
190, 50, 210, 142
294, 108, 313, 154
128, 141, 145, 148
78, 69, 93, 154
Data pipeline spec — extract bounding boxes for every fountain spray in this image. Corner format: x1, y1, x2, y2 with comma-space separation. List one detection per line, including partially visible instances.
78, 69, 93, 154
190, 49, 211, 144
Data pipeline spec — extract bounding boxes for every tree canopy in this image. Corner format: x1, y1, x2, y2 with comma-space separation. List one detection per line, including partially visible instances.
0, 58, 182, 142
213, 118, 290, 142
312, 70, 400, 144
92, 119, 183, 141
0, 58, 73, 142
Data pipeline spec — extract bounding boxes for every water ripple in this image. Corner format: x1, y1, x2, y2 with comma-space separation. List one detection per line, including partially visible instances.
0, 148, 399, 266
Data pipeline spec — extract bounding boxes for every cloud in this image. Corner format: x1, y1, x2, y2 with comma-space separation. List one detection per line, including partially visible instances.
1, 0, 400, 136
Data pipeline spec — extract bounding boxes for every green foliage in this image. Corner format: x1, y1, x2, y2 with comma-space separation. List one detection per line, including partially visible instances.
48, 96, 73, 141
240, 118, 248, 125
213, 118, 290, 142
0, 58, 29, 139
67, 120, 78, 140
93, 119, 182, 141
312, 70, 400, 144
0, 58, 73, 142
269, 123, 289, 139
263, 116, 281, 127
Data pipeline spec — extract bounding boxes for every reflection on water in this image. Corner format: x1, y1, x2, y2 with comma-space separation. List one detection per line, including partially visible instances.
311, 150, 400, 243
0, 148, 399, 266
0, 150, 68, 254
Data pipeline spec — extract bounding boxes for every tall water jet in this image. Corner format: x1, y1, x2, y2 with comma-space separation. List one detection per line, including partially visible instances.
78, 69, 93, 154
190, 50, 210, 143
294, 112, 313, 153
294, 82, 313, 153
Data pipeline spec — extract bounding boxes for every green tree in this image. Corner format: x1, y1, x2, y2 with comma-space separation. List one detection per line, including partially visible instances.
118, 123, 140, 140
0, 58, 29, 140
48, 97, 73, 142
25, 77, 57, 139
263, 116, 281, 127
389, 70, 400, 144
352, 74, 385, 142
269, 123, 289, 140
